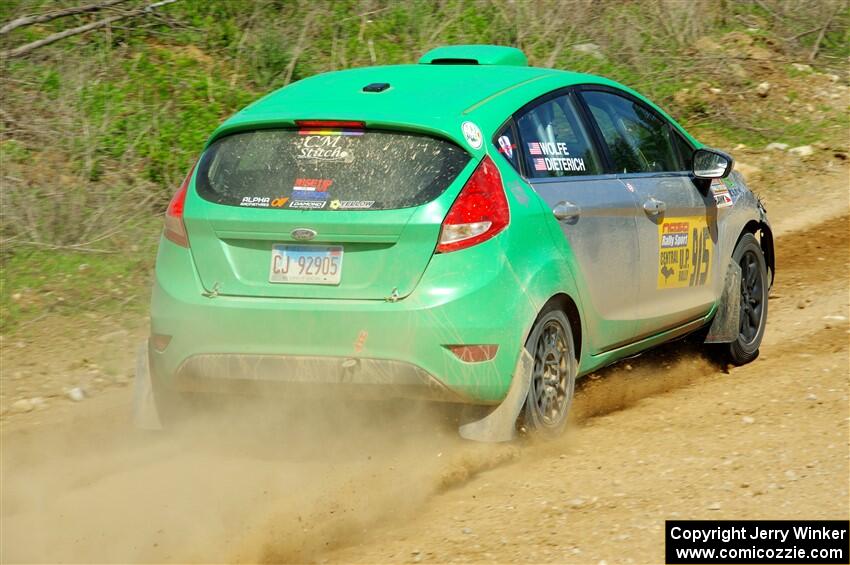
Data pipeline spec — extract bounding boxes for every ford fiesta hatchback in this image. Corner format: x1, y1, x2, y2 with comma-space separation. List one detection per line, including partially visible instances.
137, 45, 774, 437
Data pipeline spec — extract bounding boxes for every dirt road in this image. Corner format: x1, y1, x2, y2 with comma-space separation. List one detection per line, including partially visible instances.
1, 172, 848, 564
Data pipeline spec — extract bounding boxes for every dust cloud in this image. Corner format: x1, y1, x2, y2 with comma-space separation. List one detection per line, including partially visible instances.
571, 341, 724, 423
1, 391, 518, 563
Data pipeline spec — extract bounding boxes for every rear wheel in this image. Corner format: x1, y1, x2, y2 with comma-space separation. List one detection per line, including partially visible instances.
728, 233, 768, 365
521, 309, 577, 438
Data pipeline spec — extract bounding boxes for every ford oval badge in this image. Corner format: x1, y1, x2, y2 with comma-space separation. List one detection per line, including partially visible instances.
291, 228, 317, 241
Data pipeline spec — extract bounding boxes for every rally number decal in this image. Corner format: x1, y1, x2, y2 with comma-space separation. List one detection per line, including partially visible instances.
657, 216, 713, 289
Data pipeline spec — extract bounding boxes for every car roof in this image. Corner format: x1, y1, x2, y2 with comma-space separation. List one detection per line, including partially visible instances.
209, 51, 695, 152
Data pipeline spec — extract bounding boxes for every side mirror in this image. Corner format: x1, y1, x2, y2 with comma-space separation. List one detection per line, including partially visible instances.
693, 148, 734, 179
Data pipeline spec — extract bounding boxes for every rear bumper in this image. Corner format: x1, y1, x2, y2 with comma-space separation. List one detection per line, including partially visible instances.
169, 351, 465, 402
149, 236, 536, 404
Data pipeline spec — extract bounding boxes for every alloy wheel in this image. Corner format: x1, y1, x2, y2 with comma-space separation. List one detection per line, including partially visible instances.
739, 249, 765, 345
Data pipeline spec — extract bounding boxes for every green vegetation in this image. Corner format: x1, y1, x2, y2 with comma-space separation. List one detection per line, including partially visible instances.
1, 0, 847, 330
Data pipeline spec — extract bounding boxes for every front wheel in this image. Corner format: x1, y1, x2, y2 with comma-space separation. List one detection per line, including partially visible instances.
727, 233, 769, 365
521, 309, 577, 438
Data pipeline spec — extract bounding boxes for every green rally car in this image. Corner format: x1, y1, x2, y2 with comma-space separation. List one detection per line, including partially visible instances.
135, 45, 774, 438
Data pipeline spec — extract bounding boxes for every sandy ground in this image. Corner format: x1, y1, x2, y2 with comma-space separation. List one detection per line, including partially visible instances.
1, 166, 848, 564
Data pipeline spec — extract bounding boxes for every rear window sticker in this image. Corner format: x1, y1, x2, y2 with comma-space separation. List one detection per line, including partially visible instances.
288, 199, 327, 209
461, 121, 483, 149
329, 199, 375, 210
271, 197, 290, 208
293, 178, 333, 192
291, 189, 330, 201
240, 196, 270, 207
497, 135, 514, 159
340, 200, 374, 209
296, 135, 354, 163
657, 216, 713, 289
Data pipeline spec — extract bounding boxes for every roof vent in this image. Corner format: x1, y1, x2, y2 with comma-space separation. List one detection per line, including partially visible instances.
363, 82, 390, 92
419, 45, 528, 67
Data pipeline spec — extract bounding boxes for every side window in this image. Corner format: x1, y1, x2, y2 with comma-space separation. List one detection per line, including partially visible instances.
671, 131, 694, 171
581, 90, 683, 174
494, 123, 520, 172
516, 92, 602, 178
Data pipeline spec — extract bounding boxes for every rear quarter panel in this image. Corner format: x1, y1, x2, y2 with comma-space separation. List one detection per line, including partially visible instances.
487, 147, 589, 360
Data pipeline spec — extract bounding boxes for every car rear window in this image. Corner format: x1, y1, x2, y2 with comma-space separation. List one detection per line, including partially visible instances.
195, 128, 470, 211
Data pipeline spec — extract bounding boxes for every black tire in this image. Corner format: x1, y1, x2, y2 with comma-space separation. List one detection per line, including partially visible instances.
728, 233, 768, 365
521, 309, 577, 438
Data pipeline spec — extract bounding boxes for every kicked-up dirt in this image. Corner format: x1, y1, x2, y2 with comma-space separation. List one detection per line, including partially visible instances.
0, 167, 848, 564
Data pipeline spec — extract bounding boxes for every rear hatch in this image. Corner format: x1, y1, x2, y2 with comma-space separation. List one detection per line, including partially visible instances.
184, 125, 471, 300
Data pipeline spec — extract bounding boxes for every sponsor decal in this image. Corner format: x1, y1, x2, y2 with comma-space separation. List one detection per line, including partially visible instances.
661, 232, 689, 248
288, 199, 327, 209
497, 135, 514, 159
293, 178, 332, 192
330, 199, 374, 210
711, 179, 734, 208
240, 196, 270, 207
657, 216, 713, 289
714, 193, 734, 208
271, 197, 290, 208
722, 176, 745, 202
461, 121, 483, 149
296, 135, 353, 163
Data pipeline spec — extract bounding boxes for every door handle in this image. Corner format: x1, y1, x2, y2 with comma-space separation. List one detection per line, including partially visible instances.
642, 197, 667, 215
553, 201, 580, 222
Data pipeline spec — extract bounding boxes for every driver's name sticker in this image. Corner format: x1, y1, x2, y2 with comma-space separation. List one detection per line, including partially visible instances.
658, 216, 713, 289
528, 140, 586, 172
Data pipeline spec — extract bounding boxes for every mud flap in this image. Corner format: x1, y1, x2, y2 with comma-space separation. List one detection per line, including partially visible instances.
705, 259, 742, 343
132, 341, 163, 430
458, 348, 533, 443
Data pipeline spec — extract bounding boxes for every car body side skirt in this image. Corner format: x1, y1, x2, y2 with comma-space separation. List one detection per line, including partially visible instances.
578, 307, 716, 376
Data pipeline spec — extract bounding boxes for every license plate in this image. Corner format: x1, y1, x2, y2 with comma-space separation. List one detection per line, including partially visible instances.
269, 244, 343, 285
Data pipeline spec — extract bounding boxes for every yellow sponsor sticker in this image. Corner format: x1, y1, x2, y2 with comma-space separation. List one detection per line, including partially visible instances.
657, 216, 713, 289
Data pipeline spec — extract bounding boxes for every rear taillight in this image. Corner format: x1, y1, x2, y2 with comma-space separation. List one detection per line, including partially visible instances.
164, 162, 196, 247
436, 155, 509, 253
